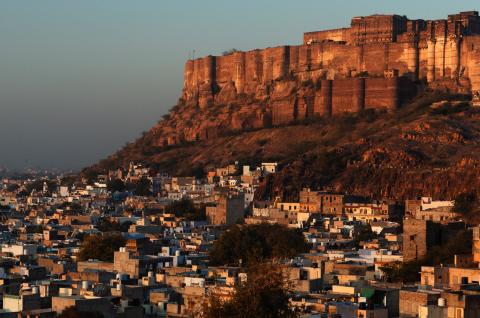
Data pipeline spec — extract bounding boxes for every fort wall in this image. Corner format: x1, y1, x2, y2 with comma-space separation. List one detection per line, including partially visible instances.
162, 12, 480, 144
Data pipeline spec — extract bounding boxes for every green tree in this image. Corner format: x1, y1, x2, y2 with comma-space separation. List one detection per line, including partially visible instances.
6, 184, 19, 192
209, 224, 309, 266
167, 199, 206, 221
96, 218, 119, 232
77, 233, 125, 262
453, 193, 477, 217
354, 224, 377, 247
380, 260, 422, 283
204, 261, 298, 318
134, 177, 151, 196
381, 229, 472, 283
107, 178, 125, 192
25, 180, 57, 194
57, 307, 104, 318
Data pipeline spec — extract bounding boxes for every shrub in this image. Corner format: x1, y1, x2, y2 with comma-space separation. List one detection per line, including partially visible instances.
204, 261, 298, 318
209, 223, 309, 266
77, 233, 125, 262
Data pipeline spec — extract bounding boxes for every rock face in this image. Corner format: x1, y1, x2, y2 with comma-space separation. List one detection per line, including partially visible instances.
150, 11, 480, 148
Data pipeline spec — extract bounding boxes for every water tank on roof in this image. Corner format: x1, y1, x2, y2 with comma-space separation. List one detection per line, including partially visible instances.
438, 298, 446, 307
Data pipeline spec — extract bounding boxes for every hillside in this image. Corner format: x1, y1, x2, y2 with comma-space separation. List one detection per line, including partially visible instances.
84, 12, 480, 202
86, 91, 480, 201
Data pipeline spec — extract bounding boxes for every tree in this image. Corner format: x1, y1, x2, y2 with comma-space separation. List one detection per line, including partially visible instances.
134, 177, 151, 196
381, 229, 473, 283
453, 193, 477, 216
96, 218, 120, 232
380, 260, 422, 283
167, 198, 206, 221
6, 184, 19, 192
204, 261, 298, 318
57, 307, 104, 318
222, 48, 239, 56
25, 180, 57, 194
209, 224, 309, 266
354, 224, 377, 247
77, 233, 125, 262
107, 178, 125, 192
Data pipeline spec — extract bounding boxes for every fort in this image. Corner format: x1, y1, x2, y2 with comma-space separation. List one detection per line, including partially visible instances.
156, 12, 480, 145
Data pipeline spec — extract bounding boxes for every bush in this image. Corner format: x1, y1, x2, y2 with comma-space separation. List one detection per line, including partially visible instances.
453, 193, 477, 216
222, 48, 240, 56
381, 229, 472, 283
381, 260, 422, 283
167, 199, 206, 221
134, 177, 151, 196
107, 179, 125, 192
77, 233, 125, 262
209, 223, 309, 266
204, 261, 298, 318
96, 218, 132, 233
57, 307, 104, 318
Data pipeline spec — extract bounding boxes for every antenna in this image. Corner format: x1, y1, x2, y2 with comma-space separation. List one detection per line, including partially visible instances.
193, 49, 195, 60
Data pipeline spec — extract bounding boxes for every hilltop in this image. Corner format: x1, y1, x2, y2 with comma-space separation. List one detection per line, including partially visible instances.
84, 11, 480, 201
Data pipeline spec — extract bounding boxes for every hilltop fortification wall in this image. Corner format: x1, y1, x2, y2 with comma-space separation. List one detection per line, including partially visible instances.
155, 11, 480, 146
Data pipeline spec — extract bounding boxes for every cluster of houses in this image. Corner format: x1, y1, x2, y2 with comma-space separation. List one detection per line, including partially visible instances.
0, 162, 479, 317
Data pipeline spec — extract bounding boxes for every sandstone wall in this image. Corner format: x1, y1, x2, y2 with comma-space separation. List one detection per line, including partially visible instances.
462, 35, 480, 96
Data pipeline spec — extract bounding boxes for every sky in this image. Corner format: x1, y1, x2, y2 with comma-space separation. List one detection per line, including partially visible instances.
1, 0, 478, 171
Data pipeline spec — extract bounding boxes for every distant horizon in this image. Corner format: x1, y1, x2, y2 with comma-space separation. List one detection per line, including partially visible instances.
1, 0, 478, 170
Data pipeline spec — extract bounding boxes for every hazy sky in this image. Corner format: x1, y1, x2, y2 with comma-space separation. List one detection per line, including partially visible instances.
1, 1, 478, 171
